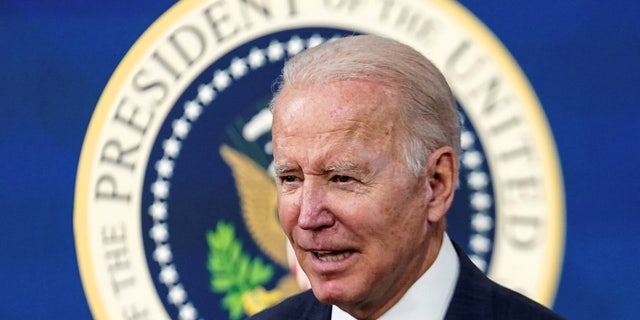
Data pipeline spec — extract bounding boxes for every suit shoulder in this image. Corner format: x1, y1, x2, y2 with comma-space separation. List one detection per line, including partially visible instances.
448, 241, 564, 319
247, 290, 331, 320
490, 282, 565, 320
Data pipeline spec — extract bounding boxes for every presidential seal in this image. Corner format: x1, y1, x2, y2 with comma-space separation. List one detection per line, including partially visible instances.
75, 1, 565, 319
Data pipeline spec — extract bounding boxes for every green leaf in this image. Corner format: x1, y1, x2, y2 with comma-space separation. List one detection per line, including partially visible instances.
207, 222, 232, 250
228, 241, 242, 263
236, 255, 250, 291
211, 275, 235, 292
206, 220, 277, 319
207, 254, 224, 273
248, 257, 274, 287
237, 255, 250, 277
215, 224, 232, 249
222, 291, 244, 320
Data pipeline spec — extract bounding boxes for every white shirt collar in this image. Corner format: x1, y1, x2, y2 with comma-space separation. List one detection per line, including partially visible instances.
331, 234, 459, 320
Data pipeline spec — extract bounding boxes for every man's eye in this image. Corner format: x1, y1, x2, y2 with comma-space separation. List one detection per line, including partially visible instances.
331, 175, 352, 183
282, 175, 297, 183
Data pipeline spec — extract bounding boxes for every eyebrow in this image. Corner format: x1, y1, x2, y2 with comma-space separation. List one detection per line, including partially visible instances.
325, 162, 359, 173
273, 162, 368, 176
325, 162, 371, 178
273, 165, 297, 175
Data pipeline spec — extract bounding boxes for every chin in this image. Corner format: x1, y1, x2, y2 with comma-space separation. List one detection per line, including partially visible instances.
312, 288, 342, 305
309, 278, 356, 305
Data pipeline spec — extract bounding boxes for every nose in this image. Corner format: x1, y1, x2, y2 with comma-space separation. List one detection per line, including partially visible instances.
298, 180, 335, 230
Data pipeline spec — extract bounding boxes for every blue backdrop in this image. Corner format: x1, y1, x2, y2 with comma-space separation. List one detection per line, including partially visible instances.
1, 1, 638, 319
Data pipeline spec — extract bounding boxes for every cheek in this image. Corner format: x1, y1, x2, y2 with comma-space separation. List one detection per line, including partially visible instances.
277, 199, 299, 234
346, 201, 394, 239
373, 194, 426, 240
367, 206, 422, 261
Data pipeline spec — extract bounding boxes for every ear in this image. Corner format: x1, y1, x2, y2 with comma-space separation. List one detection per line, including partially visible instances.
425, 146, 458, 223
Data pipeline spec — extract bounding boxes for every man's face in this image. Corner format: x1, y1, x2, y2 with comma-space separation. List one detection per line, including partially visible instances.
272, 80, 435, 317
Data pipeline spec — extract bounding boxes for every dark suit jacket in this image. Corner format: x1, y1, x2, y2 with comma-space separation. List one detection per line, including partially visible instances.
248, 242, 563, 319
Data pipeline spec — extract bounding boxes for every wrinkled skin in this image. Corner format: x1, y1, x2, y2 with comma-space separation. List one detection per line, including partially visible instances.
272, 80, 457, 319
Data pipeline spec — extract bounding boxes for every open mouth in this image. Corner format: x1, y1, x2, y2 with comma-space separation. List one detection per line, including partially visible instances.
313, 250, 353, 262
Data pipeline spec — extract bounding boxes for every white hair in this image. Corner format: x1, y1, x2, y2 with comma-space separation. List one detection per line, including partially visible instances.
270, 35, 460, 177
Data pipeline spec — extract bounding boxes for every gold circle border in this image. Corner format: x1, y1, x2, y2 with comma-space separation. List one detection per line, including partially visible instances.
74, 1, 202, 318
436, 0, 565, 306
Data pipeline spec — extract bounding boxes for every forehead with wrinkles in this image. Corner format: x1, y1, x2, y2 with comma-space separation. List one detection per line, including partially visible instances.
272, 80, 400, 140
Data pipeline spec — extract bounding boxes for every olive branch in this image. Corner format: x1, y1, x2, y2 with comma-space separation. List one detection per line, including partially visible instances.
206, 221, 274, 320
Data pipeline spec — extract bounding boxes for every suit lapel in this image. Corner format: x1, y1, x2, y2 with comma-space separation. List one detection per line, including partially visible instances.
298, 290, 333, 320
444, 242, 494, 319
